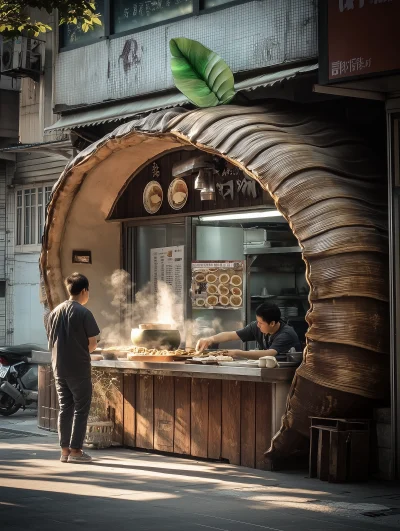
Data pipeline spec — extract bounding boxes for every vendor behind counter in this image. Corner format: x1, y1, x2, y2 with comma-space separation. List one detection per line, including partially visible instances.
196, 303, 301, 359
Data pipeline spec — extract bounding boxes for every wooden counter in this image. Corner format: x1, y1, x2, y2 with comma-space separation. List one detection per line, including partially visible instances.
38, 360, 295, 470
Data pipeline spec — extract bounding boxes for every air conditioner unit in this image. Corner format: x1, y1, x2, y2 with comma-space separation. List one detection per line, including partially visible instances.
1, 36, 42, 78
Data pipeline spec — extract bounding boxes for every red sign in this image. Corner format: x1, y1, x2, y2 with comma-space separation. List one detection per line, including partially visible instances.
319, 0, 400, 84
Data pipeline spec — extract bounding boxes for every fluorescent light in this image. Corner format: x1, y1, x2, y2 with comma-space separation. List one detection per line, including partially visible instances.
199, 210, 283, 222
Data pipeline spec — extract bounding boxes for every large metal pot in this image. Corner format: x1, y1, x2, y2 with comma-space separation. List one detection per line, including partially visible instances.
131, 324, 181, 350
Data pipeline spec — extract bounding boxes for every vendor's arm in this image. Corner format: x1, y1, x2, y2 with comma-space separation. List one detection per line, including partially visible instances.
196, 331, 239, 352
227, 348, 278, 360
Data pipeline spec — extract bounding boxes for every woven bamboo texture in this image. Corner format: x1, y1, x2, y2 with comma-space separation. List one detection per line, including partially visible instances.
40, 103, 388, 461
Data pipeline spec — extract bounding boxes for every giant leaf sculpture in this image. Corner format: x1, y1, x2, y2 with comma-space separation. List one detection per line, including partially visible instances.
170, 38, 235, 107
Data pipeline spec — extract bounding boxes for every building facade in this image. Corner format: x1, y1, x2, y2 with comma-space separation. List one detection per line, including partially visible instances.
1, 9, 72, 348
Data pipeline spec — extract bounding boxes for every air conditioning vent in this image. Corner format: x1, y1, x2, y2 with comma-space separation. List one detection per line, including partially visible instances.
0, 36, 43, 79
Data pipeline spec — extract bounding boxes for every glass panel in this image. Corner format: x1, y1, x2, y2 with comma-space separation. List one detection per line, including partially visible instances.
24, 189, 30, 207
113, 0, 193, 33
24, 190, 30, 244
135, 223, 185, 291
38, 205, 43, 244
45, 186, 52, 205
31, 190, 36, 244
203, 0, 234, 8
16, 191, 22, 246
191, 219, 245, 349
61, 0, 105, 47
16, 208, 22, 246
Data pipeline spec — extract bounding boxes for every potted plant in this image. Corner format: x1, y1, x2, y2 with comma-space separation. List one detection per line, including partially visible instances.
85, 369, 115, 449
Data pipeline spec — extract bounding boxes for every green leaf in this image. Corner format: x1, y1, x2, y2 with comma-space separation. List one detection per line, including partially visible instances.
169, 37, 235, 108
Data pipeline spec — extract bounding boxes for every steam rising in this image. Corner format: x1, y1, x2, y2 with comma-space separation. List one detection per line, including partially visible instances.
100, 269, 224, 348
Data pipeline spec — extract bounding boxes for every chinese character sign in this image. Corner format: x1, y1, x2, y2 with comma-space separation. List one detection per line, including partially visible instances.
321, 0, 399, 83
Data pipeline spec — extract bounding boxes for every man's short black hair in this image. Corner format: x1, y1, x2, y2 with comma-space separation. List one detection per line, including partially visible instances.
255, 303, 281, 324
65, 273, 89, 296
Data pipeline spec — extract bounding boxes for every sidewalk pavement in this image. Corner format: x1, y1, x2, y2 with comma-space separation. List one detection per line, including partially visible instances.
1, 410, 400, 531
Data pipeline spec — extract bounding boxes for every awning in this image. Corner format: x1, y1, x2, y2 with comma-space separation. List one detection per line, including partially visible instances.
235, 63, 317, 91
45, 63, 318, 134
45, 93, 188, 133
0, 139, 73, 158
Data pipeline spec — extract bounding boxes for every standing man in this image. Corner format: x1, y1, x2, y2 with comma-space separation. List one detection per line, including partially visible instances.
196, 303, 301, 358
47, 273, 100, 463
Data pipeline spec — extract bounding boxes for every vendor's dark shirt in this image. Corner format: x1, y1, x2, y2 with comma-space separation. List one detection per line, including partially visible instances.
236, 320, 301, 355
47, 300, 100, 379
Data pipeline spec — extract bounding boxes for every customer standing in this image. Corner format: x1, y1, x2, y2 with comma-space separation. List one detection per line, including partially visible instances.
46, 273, 100, 463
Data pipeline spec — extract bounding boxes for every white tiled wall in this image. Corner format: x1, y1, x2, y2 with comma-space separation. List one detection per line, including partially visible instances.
55, 0, 317, 106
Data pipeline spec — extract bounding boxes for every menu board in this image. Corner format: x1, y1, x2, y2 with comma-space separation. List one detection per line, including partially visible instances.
191, 261, 245, 310
150, 246, 184, 300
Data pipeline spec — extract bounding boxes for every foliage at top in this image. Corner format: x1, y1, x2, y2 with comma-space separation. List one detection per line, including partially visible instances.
0, 1, 101, 38
170, 37, 235, 108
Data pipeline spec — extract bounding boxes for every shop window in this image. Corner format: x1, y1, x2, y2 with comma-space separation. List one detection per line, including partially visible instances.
60, 0, 250, 49
60, 0, 106, 48
202, 0, 236, 9
112, 0, 193, 33
16, 185, 53, 249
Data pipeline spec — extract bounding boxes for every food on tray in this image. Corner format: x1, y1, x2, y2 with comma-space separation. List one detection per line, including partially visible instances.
206, 273, 217, 283
207, 268, 218, 273
195, 273, 206, 282
230, 275, 242, 287
218, 284, 229, 296
207, 284, 218, 295
150, 193, 161, 204
196, 298, 206, 307
219, 273, 230, 284
173, 191, 186, 204
102, 346, 131, 352
192, 354, 233, 362
230, 295, 242, 307
231, 286, 242, 296
206, 295, 218, 306
216, 355, 233, 361
219, 295, 230, 306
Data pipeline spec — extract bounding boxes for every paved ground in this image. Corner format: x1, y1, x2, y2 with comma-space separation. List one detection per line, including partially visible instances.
1, 410, 400, 531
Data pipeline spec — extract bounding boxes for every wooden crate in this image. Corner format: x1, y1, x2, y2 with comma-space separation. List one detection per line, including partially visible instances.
309, 417, 370, 482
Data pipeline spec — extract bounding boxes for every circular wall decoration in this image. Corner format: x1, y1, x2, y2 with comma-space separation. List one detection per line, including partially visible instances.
143, 180, 163, 214
168, 178, 188, 210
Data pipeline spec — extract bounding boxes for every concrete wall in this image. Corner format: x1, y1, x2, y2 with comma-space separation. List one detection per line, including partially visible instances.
20, 9, 61, 143
54, 0, 317, 107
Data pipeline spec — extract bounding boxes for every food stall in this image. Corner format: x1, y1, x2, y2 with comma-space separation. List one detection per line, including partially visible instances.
39, 104, 389, 468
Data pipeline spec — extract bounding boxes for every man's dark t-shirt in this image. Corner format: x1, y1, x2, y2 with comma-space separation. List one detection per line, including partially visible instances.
236, 320, 301, 355
47, 301, 100, 379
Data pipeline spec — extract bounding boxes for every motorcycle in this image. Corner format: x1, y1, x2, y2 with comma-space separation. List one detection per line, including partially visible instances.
0, 344, 46, 416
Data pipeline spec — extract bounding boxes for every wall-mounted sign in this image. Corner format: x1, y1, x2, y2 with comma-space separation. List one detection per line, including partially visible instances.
72, 250, 92, 264
191, 261, 244, 310
319, 0, 400, 84
168, 178, 188, 210
216, 177, 258, 201
143, 180, 163, 214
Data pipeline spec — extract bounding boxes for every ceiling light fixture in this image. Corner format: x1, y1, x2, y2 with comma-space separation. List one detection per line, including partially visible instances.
199, 210, 283, 222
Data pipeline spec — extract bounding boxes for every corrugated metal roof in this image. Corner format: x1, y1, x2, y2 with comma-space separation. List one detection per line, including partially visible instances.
235, 63, 317, 91
44, 93, 188, 133
45, 63, 318, 133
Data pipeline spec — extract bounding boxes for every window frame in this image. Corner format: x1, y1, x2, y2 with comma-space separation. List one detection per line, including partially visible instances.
15, 184, 53, 253
59, 0, 253, 52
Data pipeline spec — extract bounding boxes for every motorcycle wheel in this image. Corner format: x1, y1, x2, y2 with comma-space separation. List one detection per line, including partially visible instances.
0, 393, 21, 416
